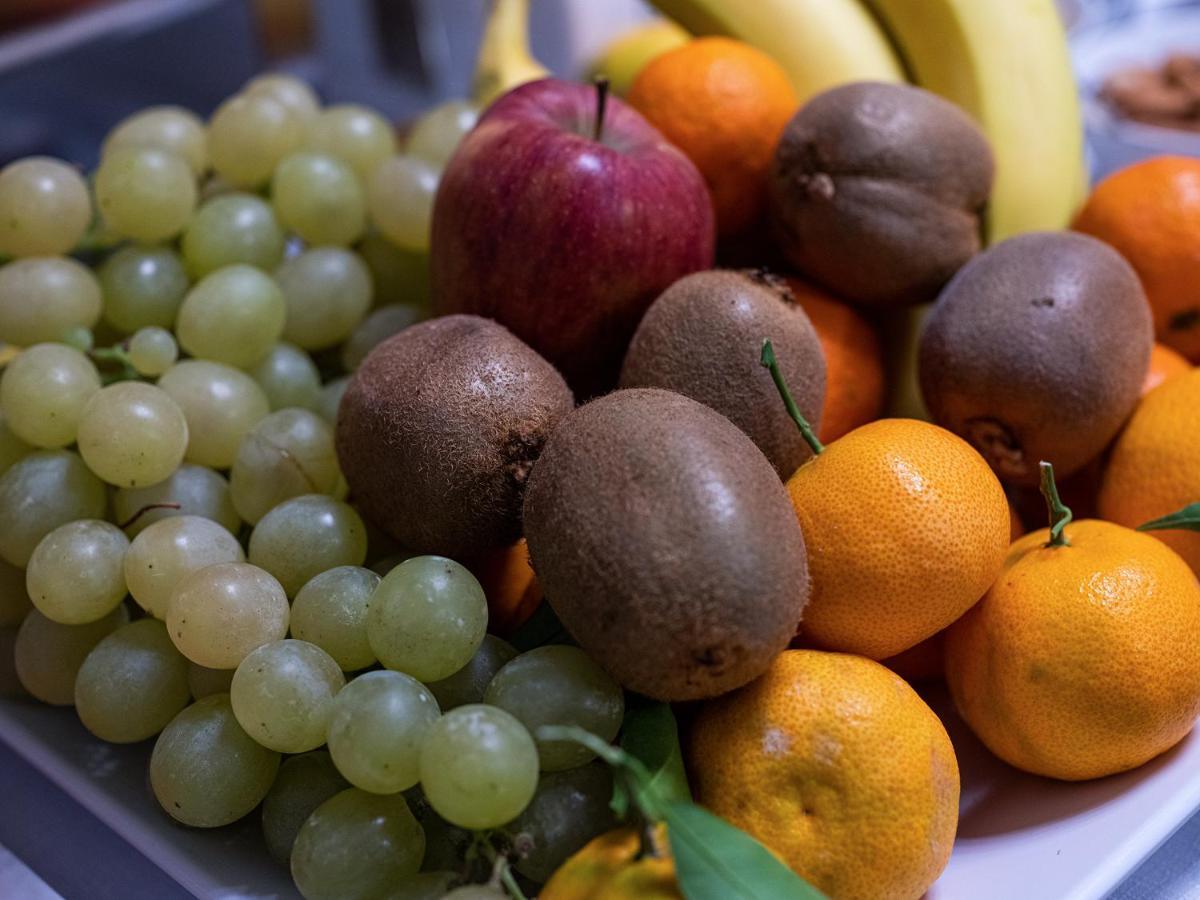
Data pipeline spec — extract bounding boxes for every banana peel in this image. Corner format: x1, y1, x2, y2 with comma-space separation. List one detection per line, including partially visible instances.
472, 0, 550, 108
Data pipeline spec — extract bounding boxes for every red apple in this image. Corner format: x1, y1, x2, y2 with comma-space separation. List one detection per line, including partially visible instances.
430, 78, 715, 395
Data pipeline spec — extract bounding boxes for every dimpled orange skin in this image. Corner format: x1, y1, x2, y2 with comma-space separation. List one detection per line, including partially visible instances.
688, 650, 959, 900
946, 520, 1200, 781
1099, 368, 1200, 574
540, 826, 682, 900
786, 418, 1010, 659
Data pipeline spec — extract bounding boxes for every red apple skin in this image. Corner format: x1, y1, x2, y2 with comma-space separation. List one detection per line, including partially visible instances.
430, 78, 716, 396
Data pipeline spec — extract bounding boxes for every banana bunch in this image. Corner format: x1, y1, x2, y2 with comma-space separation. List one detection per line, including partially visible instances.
648, 0, 1085, 241
472, 0, 550, 107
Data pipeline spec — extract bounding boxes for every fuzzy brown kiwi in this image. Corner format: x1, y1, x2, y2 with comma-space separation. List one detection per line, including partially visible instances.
619, 269, 826, 478
919, 231, 1152, 485
769, 81, 993, 308
336, 315, 574, 558
522, 388, 809, 701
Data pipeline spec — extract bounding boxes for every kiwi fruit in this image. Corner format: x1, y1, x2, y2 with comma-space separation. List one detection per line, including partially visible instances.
769, 81, 993, 308
523, 388, 809, 701
619, 269, 826, 478
919, 231, 1152, 485
336, 315, 574, 558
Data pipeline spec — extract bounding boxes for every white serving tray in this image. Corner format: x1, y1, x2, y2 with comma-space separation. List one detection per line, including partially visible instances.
1, 685, 1198, 900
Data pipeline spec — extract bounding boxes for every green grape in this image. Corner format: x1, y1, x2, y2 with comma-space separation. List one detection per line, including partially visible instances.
244, 73, 320, 123
97, 245, 189, 333
484, 645, 624, 772
272, 153, 366, 247
0, 450, 107, 567
181, 193, 286, 278
291, 566, 378, 671
510, 762, 618, 882
0, 343, 99, 448
157, 359, 271, 469
102, 106, 208, 176
277, 248, 372, 350
340, 303, 422, 371
187, 661, 234, 699
114, 463, 240, 538
305, 105, 397, 180
315, 376, 350, 426
175, 264, 286, 368
357, 231, 431, 310
382, 872, 458, 900
25, 519, 129, 625
326, 670, 440, 794
74, 618, 191, 742
367, 556, 487, 682
291, 788, 424, 900
248, 495, 366, 596
95, 145, 197, 243
229, 408, 339, 523
128, 326, 178, 376
409, 793, 473, 875
427, 635, 518, 712
0, 410, 32, 476
249, 342, 321, 411
150, 694, 281, 827
0, 558, 32, 626
61, 325, 94, 352
77, 381, 189, 488
167, 562, 289, 668
366, 156, 438, 251
440, 888, 503, 900
261, 751, 348, 863
406, 100, 478, 168
0, 256, 102, 347
13, 606, 128, 705
124, 515, 244, 619
231, 639, 345, 752
418, 704, 538, 829
208, 92, 304, 189
0, 157, 91, 258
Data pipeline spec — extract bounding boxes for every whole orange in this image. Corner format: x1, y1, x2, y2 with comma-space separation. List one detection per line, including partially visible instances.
1074, 156, 1200, 360
469, 538, 542, 636
540, 825, 681, 900
1099, 368, 1200, 572
688, 649, 959, 900
786, 277, 885, 443
786, 418, 1010, 659
628, 37, 798, 237
881, 631, 945, 683
1143, 342, 1191, 396
945, 519, 1200, 780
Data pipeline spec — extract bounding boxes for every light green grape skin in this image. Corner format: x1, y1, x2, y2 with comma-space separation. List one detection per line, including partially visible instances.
94, 145, 197, 243
75, 618, 191, 743
150, 694, 281, 828
315, 376, 350, 427
76, 382, 189, 488
102, 106, 209, 176
0, 157, 92, 258
175, 264, 287, 369
0, 450, 107, 567
208, 92, 304, 189
248, 495, 366, 597
326, 669, 440, 794
0, 559, 32, 626
98, 245, 190, 334
0, 343, 100, 448
231, 639, 345, 752
181, 193, 286, 279
406, 100, 478, 168
277, 248, 372, 351
249, 343, 321, 412
13, 606, 128, 705
426, 635, 518, 713
366, 155, 438, 252
357, 231, 430, 311
272, 153, 366, 247
382, 872, 459, 900
244, 74, 320, 124
305, 104, 397, 181
166, 562, 289, 669
367, 556, 487, 682
341, 303, 423, 371
229, 408, 339, 524
261, 751, 348, 863
418, 704, 539, 830
157, 359, 271, 469
25, 519, 129, 625
511, 762, 618, 882
0, 410, 32, 477
128, 327, 178, 376
187, 661, 234, 699
124, 515, 244, 620
114, 463, 239, 538
291, 566, 378, 672
0, 256, 102, 347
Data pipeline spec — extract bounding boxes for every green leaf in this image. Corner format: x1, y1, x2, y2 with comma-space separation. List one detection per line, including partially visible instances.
664, 801, 827, 900
620, 700, 691, 803
1137, 503, 1200, 533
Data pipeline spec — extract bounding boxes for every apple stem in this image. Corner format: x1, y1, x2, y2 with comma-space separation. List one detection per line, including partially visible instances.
760, 339, 824, 456
593, 75, 610, 143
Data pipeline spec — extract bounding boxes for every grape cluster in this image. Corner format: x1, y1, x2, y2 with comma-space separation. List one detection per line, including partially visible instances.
0, 74, 624, 899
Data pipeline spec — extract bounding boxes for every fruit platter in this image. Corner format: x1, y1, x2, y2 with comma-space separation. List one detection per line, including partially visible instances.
4, 0, 1200, 898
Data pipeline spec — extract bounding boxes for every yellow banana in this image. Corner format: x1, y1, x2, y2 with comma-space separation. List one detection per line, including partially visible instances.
647, 0, 904, 103
472, 0, 550, 107
860, 0, 1085, 241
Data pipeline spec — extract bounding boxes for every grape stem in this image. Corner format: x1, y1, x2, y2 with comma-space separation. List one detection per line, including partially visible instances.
90, 342, 139, 385
760, 339, 824, 455
117, 502, 181, 531
477, 838, 528, 900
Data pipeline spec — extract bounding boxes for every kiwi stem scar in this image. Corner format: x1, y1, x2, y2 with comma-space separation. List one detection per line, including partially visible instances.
760, 339, 824, 455
593, 75, 610, 143
1038, 461, 1072, 547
